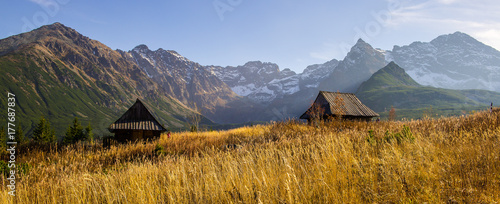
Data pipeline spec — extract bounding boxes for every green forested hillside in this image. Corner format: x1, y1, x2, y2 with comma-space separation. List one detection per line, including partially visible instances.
356, 62, 500, 119
0, 23, 211, 138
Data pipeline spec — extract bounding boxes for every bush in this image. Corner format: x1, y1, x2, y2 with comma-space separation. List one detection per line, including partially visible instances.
153, 143, 166, 156
367, 125, 415, 145
383, 125, 415, 144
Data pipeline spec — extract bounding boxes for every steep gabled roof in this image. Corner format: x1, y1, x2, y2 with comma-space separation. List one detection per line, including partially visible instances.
108, 99, 166, 132
300, 91, 379, 119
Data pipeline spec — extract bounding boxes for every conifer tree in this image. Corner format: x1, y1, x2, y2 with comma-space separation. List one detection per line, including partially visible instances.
63, 117, 83, 144
15, 125, 27, 146
63, 118, 93, 144
0, 127, 5, 149
32, 116, 56, 145
84, 123, 93, 142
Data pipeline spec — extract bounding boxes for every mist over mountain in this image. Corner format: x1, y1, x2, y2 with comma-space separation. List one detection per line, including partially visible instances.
318, 39, 386, 93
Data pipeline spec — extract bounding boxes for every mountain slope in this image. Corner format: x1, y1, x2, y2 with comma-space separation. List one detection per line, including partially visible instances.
123, 45, 258, 123
356, 62, 500, 114
388, 32, 500, 92
357, 61, 420, 90
319, 39, 386, 93
0, 23, 209, 136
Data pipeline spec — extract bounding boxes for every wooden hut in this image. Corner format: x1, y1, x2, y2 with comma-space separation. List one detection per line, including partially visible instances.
108, 99, 166, 142
300, 91, 379, 122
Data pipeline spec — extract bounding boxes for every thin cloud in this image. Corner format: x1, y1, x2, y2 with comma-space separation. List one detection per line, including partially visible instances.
391, 0, 500, 23
473, 29, 500, 51
29, 0, 57, 7
309, 41, 345, 61
437, 0, 460, 5
387, 0, 500, 50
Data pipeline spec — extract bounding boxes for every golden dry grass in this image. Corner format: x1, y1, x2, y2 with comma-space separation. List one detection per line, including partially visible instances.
1, 109, 500, 203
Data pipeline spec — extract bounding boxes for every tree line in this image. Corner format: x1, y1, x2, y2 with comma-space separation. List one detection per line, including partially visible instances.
1, 116, 93, 149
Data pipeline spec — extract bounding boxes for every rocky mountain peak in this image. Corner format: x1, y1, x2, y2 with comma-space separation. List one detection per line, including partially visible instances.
132, 44, 151, 53
42, 22, 69, 31
0, 22, 87, 55
341, 38, 385, 69
430, 31, 477, 46
280, 68, 296, 77
318, 38, 386, 93
240, 61, 280, 74
356, 38, 367, 44
38, 22, 88, 43
352, 38, 371, 49
31, 22, 73, 36
343, 38, 383, 66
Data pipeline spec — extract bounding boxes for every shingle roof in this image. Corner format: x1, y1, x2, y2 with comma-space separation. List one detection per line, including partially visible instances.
108, 99, 166, 132
300, 91, 379, 119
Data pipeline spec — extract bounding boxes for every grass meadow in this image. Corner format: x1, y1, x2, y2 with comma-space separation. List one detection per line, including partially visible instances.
2, 109, 500, 203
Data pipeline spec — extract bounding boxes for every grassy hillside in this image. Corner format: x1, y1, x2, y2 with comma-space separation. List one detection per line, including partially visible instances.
356, 62, 500, 118
2, 109, 500, 203
0, 23, 215, 137
0, 53, 116, 136
0, 53, 206, 137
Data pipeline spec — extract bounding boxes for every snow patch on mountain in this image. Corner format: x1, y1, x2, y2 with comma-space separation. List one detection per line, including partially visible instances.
231, 84, 256, 96
211, 59, 339, 104
387, 32, 500, 92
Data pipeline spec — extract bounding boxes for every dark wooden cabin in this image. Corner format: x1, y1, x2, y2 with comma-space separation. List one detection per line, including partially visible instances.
300, 91, 379, 122
108, 99, 166, 142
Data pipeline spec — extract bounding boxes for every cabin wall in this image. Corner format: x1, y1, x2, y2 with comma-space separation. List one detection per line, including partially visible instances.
306, 115, 374, 123
113, 130, 162, 143
343, 116, 374, 122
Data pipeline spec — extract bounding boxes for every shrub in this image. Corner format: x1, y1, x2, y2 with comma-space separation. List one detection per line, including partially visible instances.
153, 143, 166, 156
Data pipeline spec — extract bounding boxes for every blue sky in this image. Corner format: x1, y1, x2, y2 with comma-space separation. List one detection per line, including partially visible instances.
1, 0, 500, 73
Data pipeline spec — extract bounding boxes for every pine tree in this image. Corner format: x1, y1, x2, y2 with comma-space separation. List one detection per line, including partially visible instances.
0, 127, 5, 149
32, 116, 56, 146
84, 123, 93, 142
63, 117, 84, 144
63, 118, 94, 144
15, 125, 27, 146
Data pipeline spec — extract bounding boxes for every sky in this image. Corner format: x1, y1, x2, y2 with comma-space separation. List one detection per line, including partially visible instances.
1, 0, 500, 73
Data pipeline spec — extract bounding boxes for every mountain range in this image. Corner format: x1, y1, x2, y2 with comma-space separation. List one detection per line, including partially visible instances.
122, 44, 259, 124
0, 23, 212, 136
388, 32, 500, 92
1, 22, 499, 136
